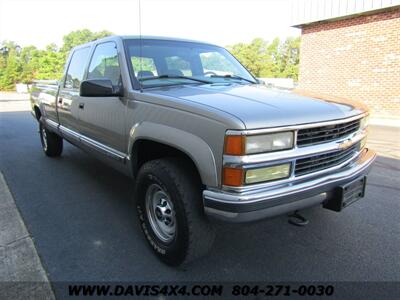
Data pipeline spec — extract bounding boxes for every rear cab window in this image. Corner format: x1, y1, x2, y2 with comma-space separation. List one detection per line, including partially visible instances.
64, 47, 91, 89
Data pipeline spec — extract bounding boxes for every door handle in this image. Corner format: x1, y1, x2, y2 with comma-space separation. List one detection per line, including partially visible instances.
78, 103, 85, 109
58, 98, 63, 104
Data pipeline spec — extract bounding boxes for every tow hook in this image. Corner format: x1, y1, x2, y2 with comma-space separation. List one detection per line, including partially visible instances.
288, 210, 309, 226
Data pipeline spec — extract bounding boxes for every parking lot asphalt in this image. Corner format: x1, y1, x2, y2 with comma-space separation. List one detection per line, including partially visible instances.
0, 111, 399, 297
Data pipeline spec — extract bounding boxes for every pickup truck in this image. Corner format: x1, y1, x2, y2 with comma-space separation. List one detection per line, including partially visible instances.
31, 36, 376, 266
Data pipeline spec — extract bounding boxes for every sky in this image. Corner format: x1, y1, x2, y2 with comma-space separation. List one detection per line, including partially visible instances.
0, 0, 300, 49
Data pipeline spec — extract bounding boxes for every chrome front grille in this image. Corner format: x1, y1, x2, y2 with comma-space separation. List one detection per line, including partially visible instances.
295, 142, 361, 176
223, 114, 368, 192
297, 119, 361, 147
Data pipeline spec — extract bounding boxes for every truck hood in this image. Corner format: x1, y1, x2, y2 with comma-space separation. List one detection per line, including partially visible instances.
147, 84, 367, 129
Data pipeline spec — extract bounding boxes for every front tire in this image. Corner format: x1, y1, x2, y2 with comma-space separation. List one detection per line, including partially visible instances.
39, 120, 63, 157
135, 158, 215, 266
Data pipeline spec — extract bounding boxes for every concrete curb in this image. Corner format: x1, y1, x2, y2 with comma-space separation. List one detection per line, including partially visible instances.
0, 172, 55, 300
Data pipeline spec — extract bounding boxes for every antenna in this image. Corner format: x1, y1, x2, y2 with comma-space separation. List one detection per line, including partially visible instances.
138, 0, 143, 92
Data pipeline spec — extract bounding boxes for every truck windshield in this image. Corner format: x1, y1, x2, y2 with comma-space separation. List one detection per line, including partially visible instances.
124, 39, 257, 88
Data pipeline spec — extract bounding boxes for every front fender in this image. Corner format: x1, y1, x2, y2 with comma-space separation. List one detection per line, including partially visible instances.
128, 122, 218, 187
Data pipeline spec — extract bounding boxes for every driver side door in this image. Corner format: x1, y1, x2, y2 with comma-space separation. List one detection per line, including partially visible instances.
78, 41, 127, 157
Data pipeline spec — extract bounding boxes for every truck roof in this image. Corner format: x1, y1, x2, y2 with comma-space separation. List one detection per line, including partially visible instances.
72, 35, 218, 51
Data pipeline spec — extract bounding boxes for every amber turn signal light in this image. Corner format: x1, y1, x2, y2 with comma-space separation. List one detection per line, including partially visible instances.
224, 135, 245, 155
223, 167, 244, 187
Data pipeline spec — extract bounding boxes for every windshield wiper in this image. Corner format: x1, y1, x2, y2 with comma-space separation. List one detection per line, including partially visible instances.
210, 74, 256, 84
140, 75, 212, 84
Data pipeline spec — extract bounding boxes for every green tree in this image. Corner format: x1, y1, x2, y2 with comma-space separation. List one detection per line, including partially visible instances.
228, 38, 270, 77
0, 31, 299, 91
227, 36, 300, 80
20, 45, 40, 83
35, 44, 65, 80
0, 29, 113, 90
61, 29, 113, 54
0, 41, 23, 90
278, 37, 300, 80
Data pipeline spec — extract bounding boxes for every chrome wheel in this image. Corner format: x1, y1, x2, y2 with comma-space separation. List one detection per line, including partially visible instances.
145, 183, 176, 243
41, 127, 48, 151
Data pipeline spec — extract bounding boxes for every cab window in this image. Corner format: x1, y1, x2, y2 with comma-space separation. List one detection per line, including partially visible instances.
64, 47, 90, 89
87, 42, 121, 85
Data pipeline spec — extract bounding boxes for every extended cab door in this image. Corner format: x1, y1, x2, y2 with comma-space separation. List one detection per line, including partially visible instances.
77, 41, 126, 156
57, 46, 91, 143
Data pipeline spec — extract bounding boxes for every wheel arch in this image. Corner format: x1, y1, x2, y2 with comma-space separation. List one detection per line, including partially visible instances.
33, 105, 42, 121
128, 122, 218, 187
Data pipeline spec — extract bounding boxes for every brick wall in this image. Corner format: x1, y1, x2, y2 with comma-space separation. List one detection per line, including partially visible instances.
298, 8, 400, 118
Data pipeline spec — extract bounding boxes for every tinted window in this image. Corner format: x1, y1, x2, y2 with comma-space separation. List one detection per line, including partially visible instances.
88, 42, 121, 85
64, 47, 90, 89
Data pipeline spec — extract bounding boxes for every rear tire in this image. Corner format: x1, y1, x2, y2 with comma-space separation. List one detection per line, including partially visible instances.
135, 158, 215, 266
39, 120, 63, 157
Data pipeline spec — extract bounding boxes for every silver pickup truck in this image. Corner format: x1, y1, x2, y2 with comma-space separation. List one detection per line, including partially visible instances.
31, 36, 376, 266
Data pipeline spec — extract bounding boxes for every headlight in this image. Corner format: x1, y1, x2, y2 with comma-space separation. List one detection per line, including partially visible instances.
360, 116, 369, 130
245, 163, 291, 184
246, 132, 294, 154
222, 163, 291, 186
224, 131, 294, 155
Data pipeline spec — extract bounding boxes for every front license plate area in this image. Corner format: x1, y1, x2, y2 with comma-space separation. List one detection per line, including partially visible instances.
323, 176, 367, 212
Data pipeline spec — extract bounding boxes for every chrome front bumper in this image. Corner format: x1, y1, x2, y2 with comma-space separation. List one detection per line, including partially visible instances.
203, 148, 376, 222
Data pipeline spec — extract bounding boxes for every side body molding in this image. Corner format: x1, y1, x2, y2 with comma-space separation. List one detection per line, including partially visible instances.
128, 122, 218, 187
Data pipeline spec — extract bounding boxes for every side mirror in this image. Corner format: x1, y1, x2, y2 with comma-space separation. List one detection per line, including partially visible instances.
80, 79, 122, 97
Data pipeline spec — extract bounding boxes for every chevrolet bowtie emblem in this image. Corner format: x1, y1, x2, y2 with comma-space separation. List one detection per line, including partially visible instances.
338, 138, 354, 150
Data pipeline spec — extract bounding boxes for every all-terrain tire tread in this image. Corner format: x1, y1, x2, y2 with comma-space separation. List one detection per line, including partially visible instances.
138, 157, 215, 265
